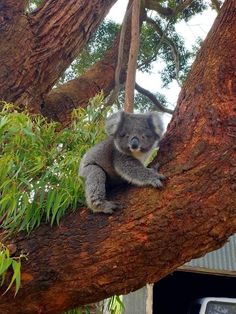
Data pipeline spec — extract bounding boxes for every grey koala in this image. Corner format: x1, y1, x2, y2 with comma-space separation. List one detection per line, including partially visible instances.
79, 111, 165, 214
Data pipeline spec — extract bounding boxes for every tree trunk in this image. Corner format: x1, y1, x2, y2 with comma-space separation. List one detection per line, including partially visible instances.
0, 0, 117, 112
0, 0, 235, 313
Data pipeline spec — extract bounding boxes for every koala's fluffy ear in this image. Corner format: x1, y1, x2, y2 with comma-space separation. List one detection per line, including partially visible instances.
105, 111, 124, 136
149, 112, 164, 138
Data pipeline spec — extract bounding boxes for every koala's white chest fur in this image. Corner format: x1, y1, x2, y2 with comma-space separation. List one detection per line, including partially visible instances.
131, 149, 153, 165
131, 140, 158, 165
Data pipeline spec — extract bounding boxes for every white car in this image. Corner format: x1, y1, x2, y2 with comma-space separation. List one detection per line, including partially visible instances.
188, 297, 236, 314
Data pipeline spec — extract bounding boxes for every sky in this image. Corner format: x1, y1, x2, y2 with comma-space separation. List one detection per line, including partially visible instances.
105, 0, 217, 124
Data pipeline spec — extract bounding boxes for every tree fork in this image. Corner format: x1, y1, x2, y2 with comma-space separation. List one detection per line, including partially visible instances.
0, 0, 118, 111
0, 1, 236, 313
41, 7, 133, 124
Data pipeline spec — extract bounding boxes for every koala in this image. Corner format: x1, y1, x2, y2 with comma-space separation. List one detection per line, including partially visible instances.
79, 111, 165, 214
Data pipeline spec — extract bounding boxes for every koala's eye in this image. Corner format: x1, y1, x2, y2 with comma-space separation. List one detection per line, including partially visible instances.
119, 131, 126, 138
144, 132, 153, 138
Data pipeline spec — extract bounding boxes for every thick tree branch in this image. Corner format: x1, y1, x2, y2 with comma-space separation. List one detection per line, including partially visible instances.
135, 82, 174, 114
29, 0, 117, 69
0, 1, 235, 313
0, 0, 118, 111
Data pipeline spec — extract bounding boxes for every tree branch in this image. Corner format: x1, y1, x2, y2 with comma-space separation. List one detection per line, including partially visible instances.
145, 0, 194, 18
106, 2, 133, 106
145, 17, 180, 82
135, 82, 174, 114
124, 0, 141, 112
145, 0, 173, 16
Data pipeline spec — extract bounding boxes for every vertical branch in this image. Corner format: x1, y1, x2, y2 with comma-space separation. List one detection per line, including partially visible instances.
106, 3, 132, 106
124, 0, 141, 113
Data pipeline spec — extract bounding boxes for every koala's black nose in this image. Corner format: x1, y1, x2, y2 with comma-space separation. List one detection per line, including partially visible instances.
130, 137, 139, 150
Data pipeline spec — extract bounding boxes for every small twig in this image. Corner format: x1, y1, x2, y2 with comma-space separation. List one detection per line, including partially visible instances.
135, 82, 174, 114
146, 17, 181, 83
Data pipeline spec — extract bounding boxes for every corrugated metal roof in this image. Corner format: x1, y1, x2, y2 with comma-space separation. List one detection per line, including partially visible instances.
179, 234, 236, 276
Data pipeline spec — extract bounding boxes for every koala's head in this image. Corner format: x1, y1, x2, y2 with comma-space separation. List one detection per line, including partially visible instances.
105, 111, 163, 156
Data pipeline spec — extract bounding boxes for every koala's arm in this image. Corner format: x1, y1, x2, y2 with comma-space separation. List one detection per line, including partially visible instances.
114, 152, 165, 188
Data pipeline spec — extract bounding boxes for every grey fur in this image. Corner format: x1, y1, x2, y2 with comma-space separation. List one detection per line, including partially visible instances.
79, 111, 165, 214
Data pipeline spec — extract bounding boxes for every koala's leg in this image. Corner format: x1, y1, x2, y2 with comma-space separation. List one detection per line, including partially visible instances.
114, 154, 165, 188
82, 165, 123, 214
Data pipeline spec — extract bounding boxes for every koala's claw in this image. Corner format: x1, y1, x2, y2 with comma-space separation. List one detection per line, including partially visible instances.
92, 201, 124, 214
157, 173, 166, 180
151, 177, 164, 188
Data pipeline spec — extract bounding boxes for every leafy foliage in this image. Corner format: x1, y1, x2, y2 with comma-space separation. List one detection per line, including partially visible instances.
176, 1, 208, 22
138, 24, 162, 73
107, 295, 125, 314
0, 95, 107, 234
0, 94, 109, 295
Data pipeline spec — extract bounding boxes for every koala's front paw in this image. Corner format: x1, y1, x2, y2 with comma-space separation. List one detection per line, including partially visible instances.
149, 164, 166, 180
91, 201, 124, 214
150, 174, 165, 188
102, 201, 124, 214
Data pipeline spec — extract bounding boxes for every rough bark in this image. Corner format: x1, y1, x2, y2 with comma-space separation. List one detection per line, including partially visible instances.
0, 0, 117, 111
0, 0, 236, 313
41, 15, 132, 124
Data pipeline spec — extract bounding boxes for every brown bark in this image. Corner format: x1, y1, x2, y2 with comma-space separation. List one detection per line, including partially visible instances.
0, 0, 236, 313
0, 0, 117, 111
41, 15, 132, 124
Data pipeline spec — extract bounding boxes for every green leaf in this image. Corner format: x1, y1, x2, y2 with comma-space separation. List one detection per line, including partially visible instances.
4, 259, 21, 296
0, 253, 11, 275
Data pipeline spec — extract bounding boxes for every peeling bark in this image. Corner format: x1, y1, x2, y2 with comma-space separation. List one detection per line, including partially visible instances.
0, 1, 236, 313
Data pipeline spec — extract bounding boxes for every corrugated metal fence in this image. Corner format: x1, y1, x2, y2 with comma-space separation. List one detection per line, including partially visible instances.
181, 234, 236, 275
